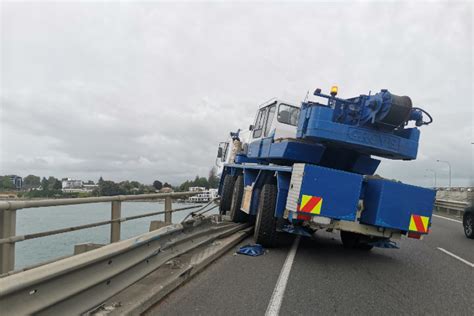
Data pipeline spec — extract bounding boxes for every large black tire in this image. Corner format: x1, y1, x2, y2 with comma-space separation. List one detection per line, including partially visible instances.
340, 231, 374, 250
254, 183, 278, 248
463, 212, 474, 239
229, 175, 248, 223
219, 174, 235, 215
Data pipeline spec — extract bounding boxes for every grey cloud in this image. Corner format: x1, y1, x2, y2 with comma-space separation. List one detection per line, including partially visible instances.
1, 2, 472, 186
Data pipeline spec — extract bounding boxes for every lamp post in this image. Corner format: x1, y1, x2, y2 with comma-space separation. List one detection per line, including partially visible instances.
426, 169, 437, 188
423, 175, 430, 187
436, 160, 451, 188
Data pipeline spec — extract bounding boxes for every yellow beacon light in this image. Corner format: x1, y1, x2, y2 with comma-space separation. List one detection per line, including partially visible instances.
330, 85, 338, 97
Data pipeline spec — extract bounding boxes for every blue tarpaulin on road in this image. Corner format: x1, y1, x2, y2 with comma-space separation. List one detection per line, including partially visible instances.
369, 240, 399, 249
237, 244, 265, 256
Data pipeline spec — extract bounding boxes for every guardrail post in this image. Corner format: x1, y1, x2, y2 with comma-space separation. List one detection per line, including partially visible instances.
0, 209, 16, 274
165, 196, 172, 224
110, 201, 121, 243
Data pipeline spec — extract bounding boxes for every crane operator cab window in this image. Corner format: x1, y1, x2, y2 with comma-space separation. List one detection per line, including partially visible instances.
252, 103, 276, 139
252, 102, 300, 141
278, 103, 300, 126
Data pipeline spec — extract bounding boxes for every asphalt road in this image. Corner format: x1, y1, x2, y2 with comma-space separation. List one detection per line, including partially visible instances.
149, 214, 473, 315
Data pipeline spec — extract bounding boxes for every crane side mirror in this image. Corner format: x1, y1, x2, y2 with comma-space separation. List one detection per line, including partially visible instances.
249, 124, 254, 131
217, 147, 223, 158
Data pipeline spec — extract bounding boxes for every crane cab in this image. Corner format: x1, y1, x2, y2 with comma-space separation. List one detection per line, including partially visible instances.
216, 99, 300, 176
249, 99, 300, 143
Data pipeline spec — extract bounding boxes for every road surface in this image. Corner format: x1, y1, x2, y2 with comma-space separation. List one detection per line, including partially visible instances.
149, 213, 473, 315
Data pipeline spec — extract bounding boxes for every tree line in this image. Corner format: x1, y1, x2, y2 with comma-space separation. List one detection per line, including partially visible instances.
0, 167, 220, 198
176, 168, 219, 191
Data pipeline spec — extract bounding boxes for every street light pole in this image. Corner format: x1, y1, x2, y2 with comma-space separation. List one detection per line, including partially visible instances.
426, 169, 437, 187
436, 160, 451, 188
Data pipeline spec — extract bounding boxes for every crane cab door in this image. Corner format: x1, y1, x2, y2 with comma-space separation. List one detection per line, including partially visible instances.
250, 101, 300, 143
215, 141, 230, 177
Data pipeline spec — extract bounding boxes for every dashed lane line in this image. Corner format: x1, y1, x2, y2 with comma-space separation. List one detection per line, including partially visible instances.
432, 214, 463, 224
265, 236, 300, 316
437, 247, 474, 268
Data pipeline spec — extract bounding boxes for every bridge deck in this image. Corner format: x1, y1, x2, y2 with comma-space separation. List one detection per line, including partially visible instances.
151, 215, 472, 315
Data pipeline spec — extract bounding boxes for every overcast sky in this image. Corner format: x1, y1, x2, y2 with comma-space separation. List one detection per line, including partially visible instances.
1, 1, 472, 187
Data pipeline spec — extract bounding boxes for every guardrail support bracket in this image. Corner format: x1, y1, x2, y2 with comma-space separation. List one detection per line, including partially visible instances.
0, 209, 16, 274
110, 201, 122, 243
165, 197, 172, 224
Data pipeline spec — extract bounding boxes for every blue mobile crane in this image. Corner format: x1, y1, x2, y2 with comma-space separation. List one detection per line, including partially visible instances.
217, 86, 435, 249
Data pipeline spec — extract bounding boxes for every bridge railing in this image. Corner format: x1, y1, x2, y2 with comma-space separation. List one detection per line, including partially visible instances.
434, 199, 469, 217
0, 191, 215, 275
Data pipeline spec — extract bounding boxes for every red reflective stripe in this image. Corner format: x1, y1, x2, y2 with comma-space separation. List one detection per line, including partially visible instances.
412, 215, 426, 232
297, 213, 311, 220
295, 204, 310, 220
408, 232, 421, 239
301, 197, 321, 213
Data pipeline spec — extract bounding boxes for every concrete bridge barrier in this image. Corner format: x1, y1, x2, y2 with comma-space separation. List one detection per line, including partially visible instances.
0, 215, 250, 315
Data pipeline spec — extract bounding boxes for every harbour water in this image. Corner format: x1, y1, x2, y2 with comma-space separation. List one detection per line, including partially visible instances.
14, 201, 215, 270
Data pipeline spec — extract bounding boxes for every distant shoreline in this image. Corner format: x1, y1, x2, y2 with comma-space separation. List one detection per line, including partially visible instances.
0, 197, 192, 203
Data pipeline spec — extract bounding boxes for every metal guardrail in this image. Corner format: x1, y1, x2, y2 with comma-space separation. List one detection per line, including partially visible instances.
434, 199, 469, 217
0, 192, 204, 274
0, 217, 247, 315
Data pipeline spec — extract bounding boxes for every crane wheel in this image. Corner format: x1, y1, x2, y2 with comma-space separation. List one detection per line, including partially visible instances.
463, 211, 474, 239
254, 183, 278, 248
229, 175, 248, 223
219, 174, 236, 215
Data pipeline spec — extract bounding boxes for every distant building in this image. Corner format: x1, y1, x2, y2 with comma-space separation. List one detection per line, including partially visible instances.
8, 175, 23, 190
159, 187, 174, 193
61, 178, 97, 193
82, 183, 99, 192
189, 187, 206, 192
62, 178, 83, 190
188, 188, 218, 203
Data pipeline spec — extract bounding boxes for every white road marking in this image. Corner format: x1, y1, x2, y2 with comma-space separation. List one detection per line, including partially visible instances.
437, 247, 474, 268
265, 236, 300, 316
432, 214, 463, 224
